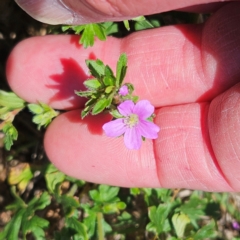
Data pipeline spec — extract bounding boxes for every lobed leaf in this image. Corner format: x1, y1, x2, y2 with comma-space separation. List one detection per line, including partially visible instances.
172, 213, 190, 238
193, 220, 217, 240
65, 217, 88, 240
3, 122, 18, 150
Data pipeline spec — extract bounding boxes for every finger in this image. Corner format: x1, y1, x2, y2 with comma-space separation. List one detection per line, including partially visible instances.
7, 3, 240, 109
15, 0, 231, 25
44, 98, 235, 191
208, 82, 240, 191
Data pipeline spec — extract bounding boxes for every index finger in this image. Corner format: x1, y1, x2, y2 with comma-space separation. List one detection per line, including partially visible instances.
6, 3, 240, 109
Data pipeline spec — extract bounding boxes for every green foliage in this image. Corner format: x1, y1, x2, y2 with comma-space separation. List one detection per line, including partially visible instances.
0, 90, 26, 150
0, 90, 25, 111
2, 122, 18, 150
62, 23, 107, 48
43, 163, 66, 193
62, 22, 118, 48
8, 163, 34, 192
116, 53, 127, 87
123, 15, 161, 31
192, 220, 217, 239
172, 213, 190, 238
28, 102, 59, 130
0, 188, 51, 240
76, 53, 134, 118
146, 203, 172, 234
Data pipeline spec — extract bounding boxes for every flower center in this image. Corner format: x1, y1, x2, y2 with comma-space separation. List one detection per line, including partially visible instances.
124, 114, 139, 128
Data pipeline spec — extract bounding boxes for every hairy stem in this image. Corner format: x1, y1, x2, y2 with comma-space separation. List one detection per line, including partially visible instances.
97, 212, 104, 240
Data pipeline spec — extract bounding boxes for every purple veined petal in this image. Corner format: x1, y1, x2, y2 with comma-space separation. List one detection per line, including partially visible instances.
117, 100, 134, 116
102, 119, 127, 137
124, 127, 142, 149
119, 85, 128, 96
133, 100, 154, 119
137, 120, 160, 139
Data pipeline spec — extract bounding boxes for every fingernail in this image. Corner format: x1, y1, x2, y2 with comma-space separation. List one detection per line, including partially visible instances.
15, 0, 74, 25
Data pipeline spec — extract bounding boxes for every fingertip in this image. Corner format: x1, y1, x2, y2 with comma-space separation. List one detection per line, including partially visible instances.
6, 35, 89, 109
15, 0, 75, 25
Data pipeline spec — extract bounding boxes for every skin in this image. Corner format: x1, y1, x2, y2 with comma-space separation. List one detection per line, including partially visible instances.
6, 0, 240, 191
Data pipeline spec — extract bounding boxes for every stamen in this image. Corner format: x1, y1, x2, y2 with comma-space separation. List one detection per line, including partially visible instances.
124, 114, 139, 128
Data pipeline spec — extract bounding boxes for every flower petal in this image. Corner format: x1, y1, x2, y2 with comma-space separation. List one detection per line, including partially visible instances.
119, 85, 128, 96
133, 100, 154, 119
117, 100, 134, 116
124, 127, 142, 149
102, 119, 126, 137
137, 120, 160, 139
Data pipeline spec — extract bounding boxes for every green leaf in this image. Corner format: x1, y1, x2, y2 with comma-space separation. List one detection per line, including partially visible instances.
56, 195, 80, 216
61, 25, 71, 31
65, 217, 88, 240
78, 23, 106, 48
84, 79, 102, 89
0, 208, 24, 240
84, 211, 97, 238
103, 202, 126, 214
0, 90, 25, 109
147, 204, 171, 234
22, 215, 49, 240
90, 185, 120, 203
8, 163, 33, 192
118, 211, 132, 221
28, 192, 51, 211
86, 59, 105, 79
102, 22, 118, 35
75, 90, 94, 98
28, 103, 44, 114
130, 188, 141, 196
3, 122, 18, 150
81, 108, 91, 119
105, 65, 114, 77
172, 213, 190, 238
92, 23, 106, 41
110, 109, 123, 119
44, 164, 65, 193
72, 25, 85, 34
92, 98, 109, 115
134, 18, 155, 31
28, 102, 59, 130
193, 220, 217, 240
105, 86, 114, 94
116, 53, 128, 87
102, 219, 112, 233
103, 77, 115, 87
123, 20, 130, 31
180, 197, 207, 224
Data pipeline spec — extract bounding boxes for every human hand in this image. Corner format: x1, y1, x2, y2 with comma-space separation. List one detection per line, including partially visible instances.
7, 1, 240, 191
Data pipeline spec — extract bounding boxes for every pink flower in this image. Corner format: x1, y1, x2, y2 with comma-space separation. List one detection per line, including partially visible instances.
118, 85, 128, 96
232, 221, 240, 230
102, 100, 160, 149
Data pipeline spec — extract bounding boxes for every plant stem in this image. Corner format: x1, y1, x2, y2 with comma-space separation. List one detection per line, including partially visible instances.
97, 212, 104, 240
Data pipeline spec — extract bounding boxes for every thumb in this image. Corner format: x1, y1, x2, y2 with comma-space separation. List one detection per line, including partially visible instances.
16, 0, 225, 25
